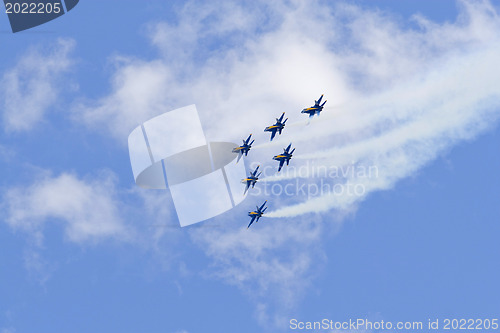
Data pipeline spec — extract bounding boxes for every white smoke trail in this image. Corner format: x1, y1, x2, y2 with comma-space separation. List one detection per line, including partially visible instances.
265, 44, 500, 217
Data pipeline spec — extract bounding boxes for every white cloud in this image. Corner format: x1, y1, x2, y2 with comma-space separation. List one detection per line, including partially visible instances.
75, 1, 351, 144
2, 171, 129, 245
1, 38, 75, 132
0, 169, 189, 283
75, 58, 175, 140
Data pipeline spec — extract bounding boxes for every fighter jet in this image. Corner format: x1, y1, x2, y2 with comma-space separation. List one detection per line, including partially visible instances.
264, 112, 288, 141
273, 143, 295, 172
247, 200, 267, 229
242, 166, 261, 194
301, 94, 326, 118
232, 134, 254, 162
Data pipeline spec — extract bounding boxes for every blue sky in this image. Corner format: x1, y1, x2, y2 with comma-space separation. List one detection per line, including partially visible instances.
1, 1, 499, 332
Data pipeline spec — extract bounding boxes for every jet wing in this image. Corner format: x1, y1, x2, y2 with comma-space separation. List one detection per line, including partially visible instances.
270, 129, 277, 141
243, 182, 251, 195
247, 215, 257, 229
278, 159, 285, 172
236, 151, 243, 163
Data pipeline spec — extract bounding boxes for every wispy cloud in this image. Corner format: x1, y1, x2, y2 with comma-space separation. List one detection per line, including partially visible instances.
1, 38, 75, 133
22, 248, 57, 285
0, 167, 191, 284
190, 216, 329, 327
2, 170, 129, 245
75, 59, 174, 141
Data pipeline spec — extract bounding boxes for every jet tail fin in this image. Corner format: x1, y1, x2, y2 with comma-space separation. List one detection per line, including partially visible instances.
317, 94, 323, 105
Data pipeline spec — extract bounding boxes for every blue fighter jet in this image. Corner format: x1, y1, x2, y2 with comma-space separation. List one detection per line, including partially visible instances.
273, 143, 295, 172
247, 200, 267, 229
301, 94, 326, 118
242, 166, 261, 194
232, 134, 254, 162
264, 112, 288, 141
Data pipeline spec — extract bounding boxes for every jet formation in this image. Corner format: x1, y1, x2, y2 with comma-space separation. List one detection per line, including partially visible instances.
233, 95, 326, 228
